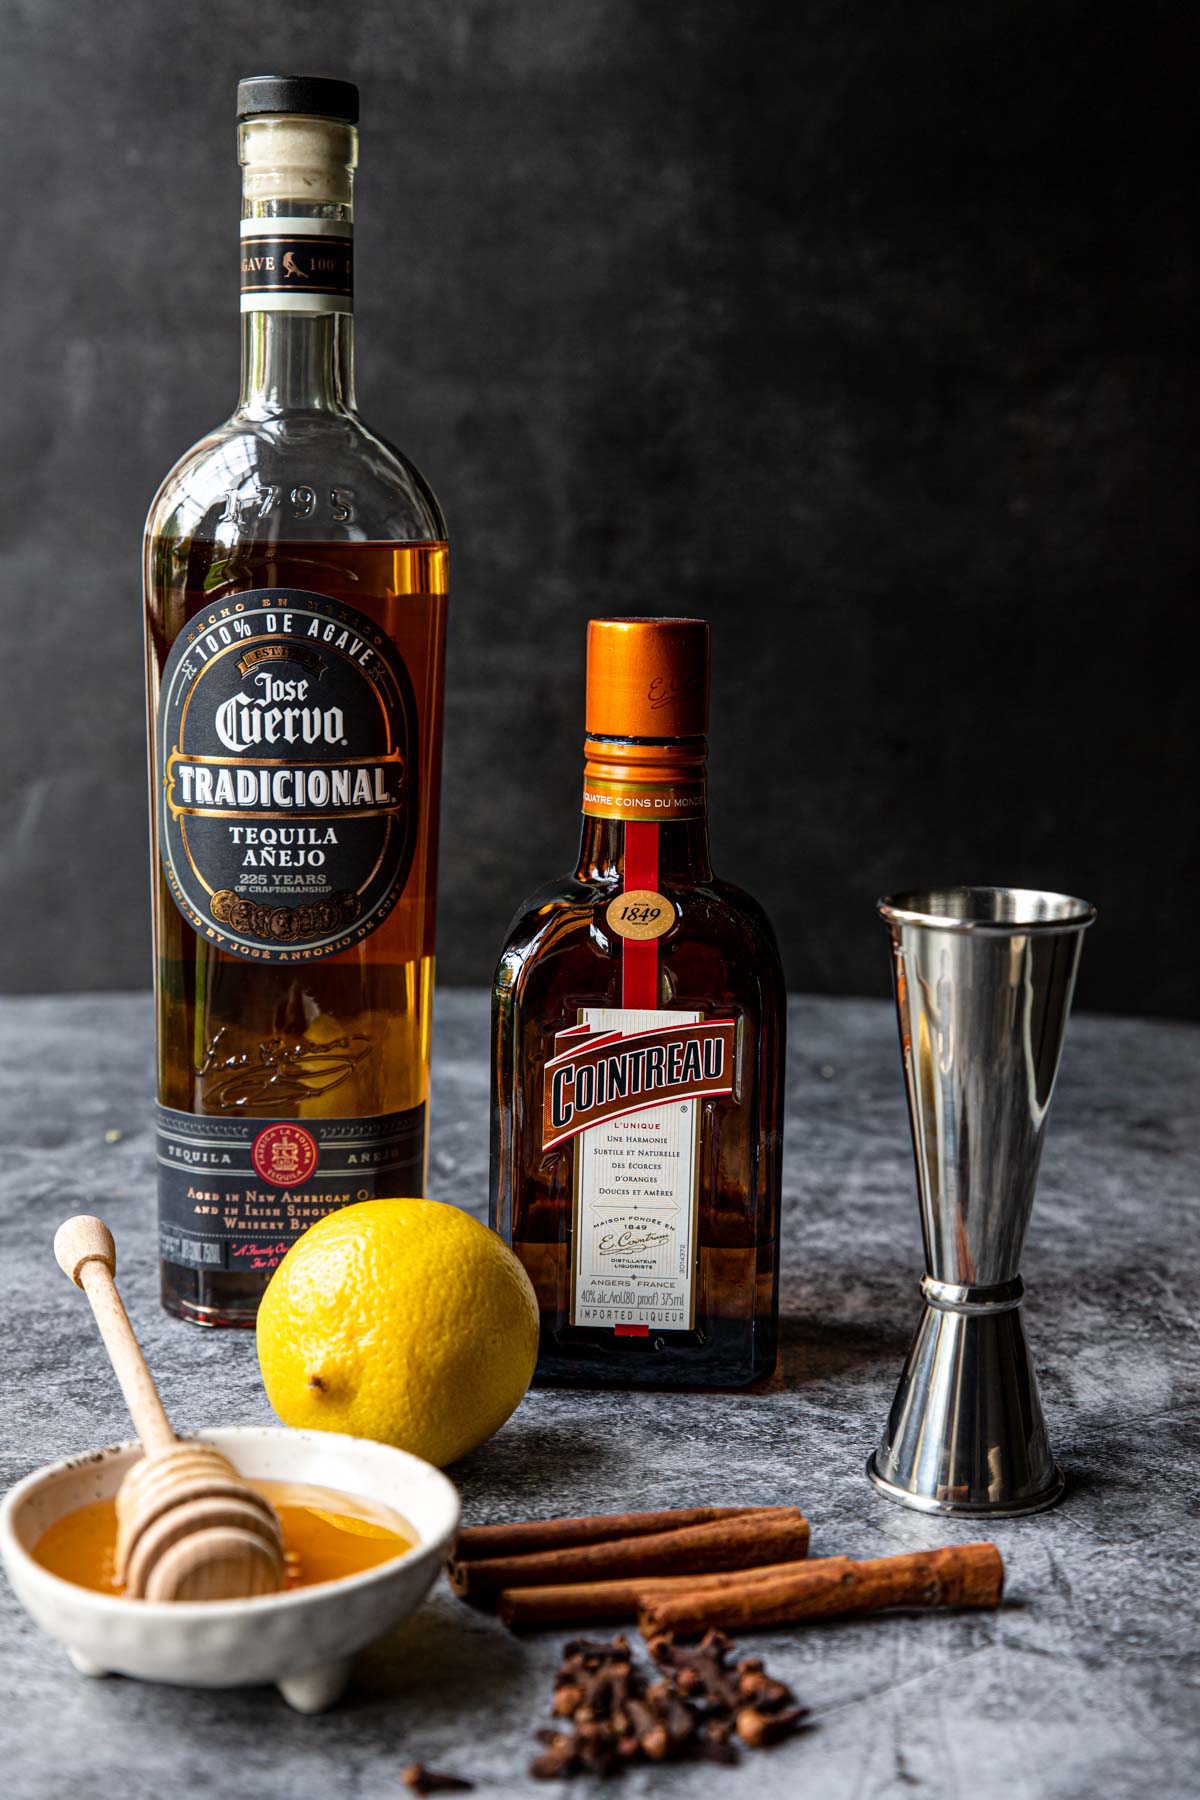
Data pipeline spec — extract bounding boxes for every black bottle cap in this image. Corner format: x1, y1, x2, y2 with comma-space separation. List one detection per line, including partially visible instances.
236, 75, 359, 124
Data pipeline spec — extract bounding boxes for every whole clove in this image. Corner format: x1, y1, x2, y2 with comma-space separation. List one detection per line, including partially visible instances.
528, 1628, 807, 1778
700, 1718, 741, 1765
736, 1703, 811, 1749
401, 1766, 475, 1794
530, 1732, 579, 1780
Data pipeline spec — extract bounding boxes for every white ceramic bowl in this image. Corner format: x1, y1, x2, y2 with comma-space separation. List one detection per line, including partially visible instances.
0, 1426, 459, 1712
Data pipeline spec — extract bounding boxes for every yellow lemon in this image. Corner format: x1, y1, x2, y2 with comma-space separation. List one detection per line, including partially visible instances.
256, 1199, 540, 1467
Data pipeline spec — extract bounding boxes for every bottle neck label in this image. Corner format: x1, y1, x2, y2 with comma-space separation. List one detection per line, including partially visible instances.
581, 775, 706, 820
240, 217, 353, 314
582, 737, 707, 821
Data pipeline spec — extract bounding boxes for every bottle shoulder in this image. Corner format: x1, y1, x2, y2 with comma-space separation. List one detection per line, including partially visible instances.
494, 873, 606, 973
145, 407, 445, 549
701, 875, 785, 969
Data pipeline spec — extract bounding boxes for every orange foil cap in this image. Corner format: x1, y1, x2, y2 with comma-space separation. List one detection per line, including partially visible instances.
586, 617, 709, 741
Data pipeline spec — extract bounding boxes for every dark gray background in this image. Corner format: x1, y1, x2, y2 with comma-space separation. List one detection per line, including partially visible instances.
0, 2, 1195, 1015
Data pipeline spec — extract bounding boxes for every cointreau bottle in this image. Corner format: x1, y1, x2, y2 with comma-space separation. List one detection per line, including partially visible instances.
144, 77, 447, 1324
491, 618, 785, 1387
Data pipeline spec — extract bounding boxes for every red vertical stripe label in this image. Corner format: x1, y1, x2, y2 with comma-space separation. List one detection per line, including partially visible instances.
621, 823, 660, 1008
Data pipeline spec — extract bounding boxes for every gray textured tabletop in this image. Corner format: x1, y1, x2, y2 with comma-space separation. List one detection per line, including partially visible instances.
1, 991, 1197, 1800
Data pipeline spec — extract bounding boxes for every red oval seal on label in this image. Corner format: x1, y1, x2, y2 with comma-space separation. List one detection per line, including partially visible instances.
251, 1122, 319, 1187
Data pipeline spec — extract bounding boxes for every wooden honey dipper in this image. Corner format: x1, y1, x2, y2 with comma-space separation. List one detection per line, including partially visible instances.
54, 1215, 284, 1601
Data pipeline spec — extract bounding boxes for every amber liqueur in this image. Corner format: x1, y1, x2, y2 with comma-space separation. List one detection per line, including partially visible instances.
491, 619, 786, 1387
144, 77, 447, 1324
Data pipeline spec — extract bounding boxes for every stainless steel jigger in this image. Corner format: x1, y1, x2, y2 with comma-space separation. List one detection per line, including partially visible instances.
868, 886, 1096, 1517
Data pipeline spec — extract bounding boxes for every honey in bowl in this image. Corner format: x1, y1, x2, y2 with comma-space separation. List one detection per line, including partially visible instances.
33, 1479, 415, 1596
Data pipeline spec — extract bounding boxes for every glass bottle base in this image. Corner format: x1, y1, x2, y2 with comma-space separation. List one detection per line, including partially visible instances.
531, 1313, 777, 1390
160, 1262, 265, 1329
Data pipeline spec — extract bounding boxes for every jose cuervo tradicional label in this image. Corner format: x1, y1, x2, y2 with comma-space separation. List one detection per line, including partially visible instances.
157, 587, 419, 962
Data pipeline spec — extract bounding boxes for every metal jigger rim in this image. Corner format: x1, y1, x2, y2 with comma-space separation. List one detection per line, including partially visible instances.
865, 1453, 1066, 1518
878, 886, 1097, 936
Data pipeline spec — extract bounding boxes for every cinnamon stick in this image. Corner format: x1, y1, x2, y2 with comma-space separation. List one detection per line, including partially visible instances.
449, 1508, 810, 1607
500, 1557, 841, 1629
637, 1543, 1004, 1636
453, 1505, 758, 1562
